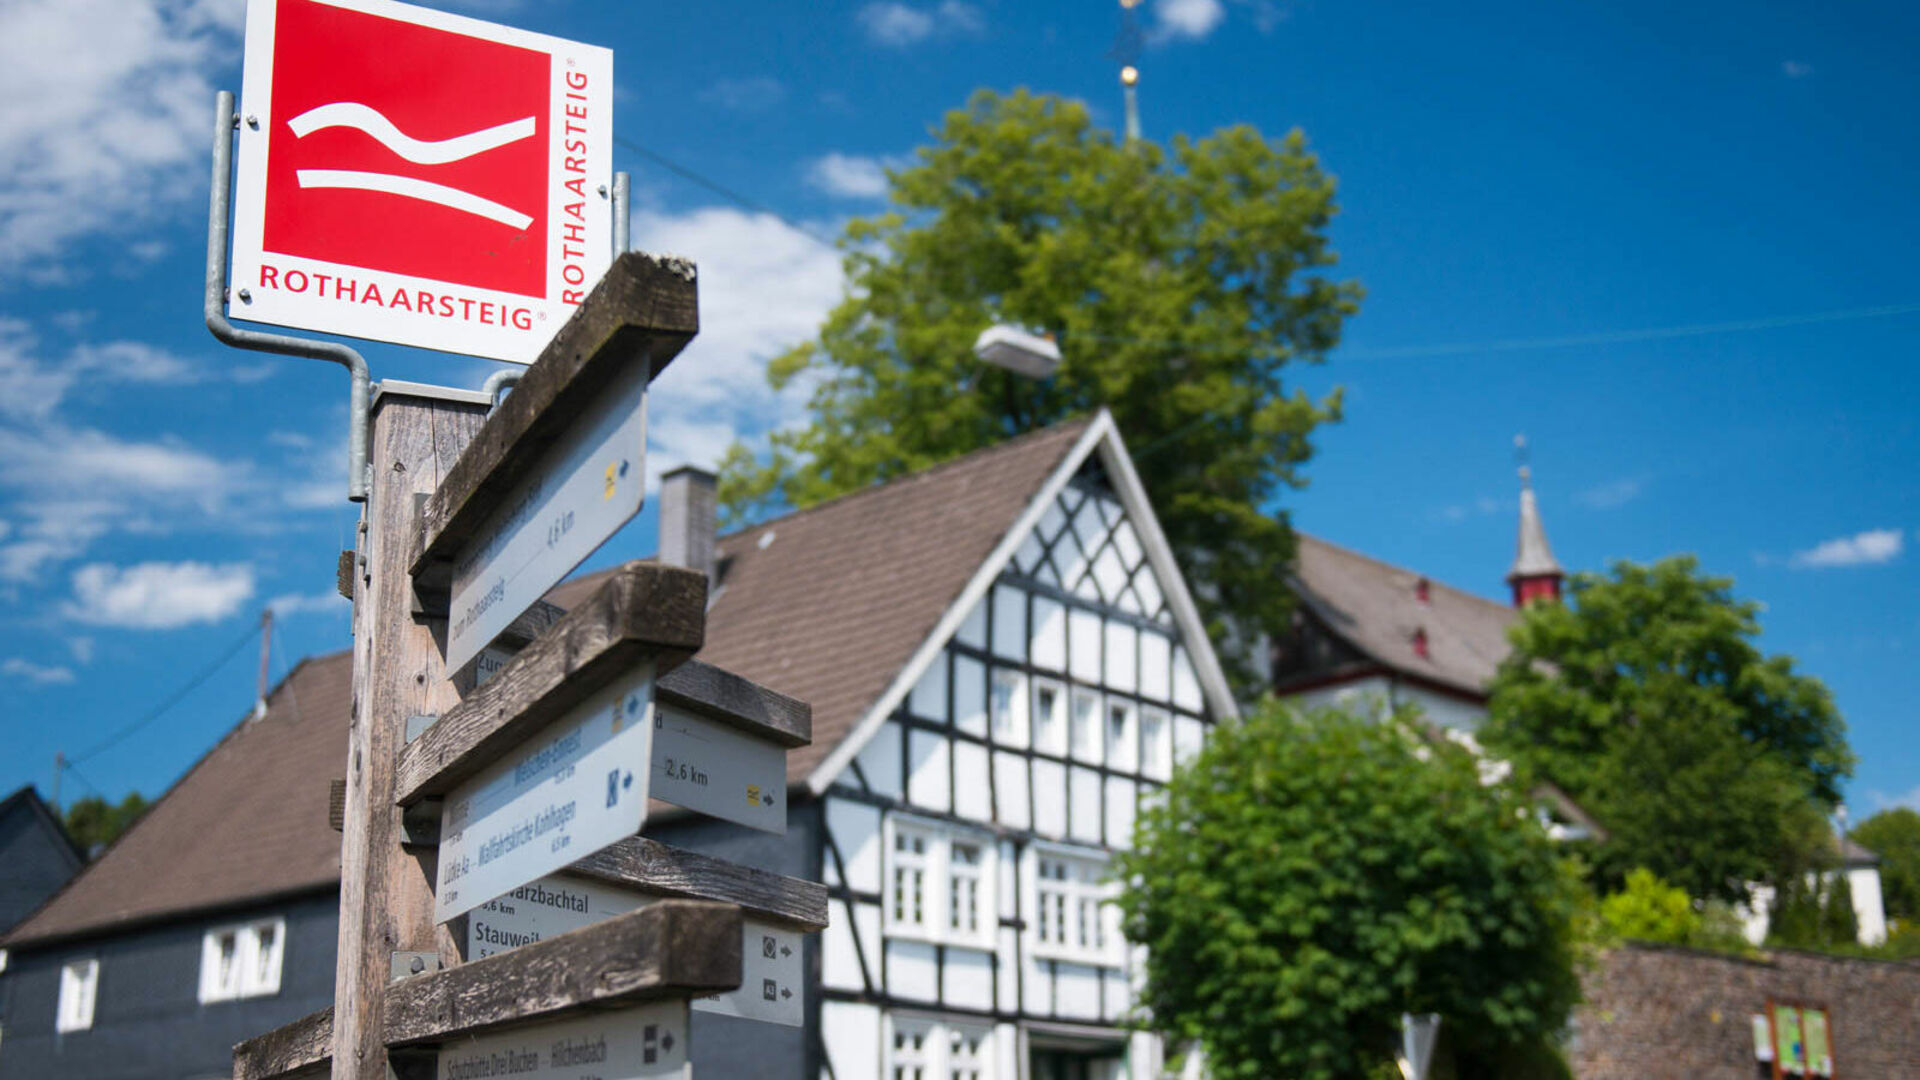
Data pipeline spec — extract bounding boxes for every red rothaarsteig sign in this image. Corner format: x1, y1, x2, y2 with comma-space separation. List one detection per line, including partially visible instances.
229, 0, 613, 363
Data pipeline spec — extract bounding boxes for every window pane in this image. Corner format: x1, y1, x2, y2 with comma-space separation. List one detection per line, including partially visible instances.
990, 669, 1028, 748
1032, 680, 1066, 756
1070, 689, 1103, 765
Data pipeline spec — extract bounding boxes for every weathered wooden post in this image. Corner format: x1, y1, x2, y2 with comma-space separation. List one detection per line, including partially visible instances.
210, 3, 826, 1073
233, 253, 828, 1080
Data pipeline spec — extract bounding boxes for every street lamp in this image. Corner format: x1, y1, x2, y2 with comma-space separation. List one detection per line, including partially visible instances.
973, 324, 1061, 380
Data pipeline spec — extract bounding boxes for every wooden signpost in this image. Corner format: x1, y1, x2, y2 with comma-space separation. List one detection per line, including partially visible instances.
232, 252, 827, 1080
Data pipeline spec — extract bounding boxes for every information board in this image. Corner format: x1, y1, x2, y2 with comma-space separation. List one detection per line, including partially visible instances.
435, 663, 654, 922
232, 0, 613, 362
435, 999, 689, 1080
445, 356, 647, 674
469, 874, 805, 1027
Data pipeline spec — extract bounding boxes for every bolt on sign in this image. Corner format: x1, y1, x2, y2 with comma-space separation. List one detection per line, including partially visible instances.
229, 0, 612, 363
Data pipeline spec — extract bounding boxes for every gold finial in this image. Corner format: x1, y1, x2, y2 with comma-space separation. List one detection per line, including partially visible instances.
1120, 65, 1139, 87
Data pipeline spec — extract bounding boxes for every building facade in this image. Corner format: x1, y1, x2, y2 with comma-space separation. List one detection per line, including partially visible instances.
0, 413, 1232, 1080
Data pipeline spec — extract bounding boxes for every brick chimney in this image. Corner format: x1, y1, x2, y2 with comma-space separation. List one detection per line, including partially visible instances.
659, 466, 716, 584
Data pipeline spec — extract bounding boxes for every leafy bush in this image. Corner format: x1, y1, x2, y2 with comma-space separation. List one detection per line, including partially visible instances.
1115, 702, 1581, 1079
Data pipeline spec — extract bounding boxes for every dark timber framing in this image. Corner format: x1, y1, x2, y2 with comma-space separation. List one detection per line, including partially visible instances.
815, 460, 1216, 1046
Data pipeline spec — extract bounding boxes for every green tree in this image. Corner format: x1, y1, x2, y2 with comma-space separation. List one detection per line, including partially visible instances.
1481, 556, 1852, 902
1115, 702, 1581, 1079
62, 792, 148, 858
1852, 807, 1920, 922
718, 89, 1361, 688
1599, 868, 1699, 944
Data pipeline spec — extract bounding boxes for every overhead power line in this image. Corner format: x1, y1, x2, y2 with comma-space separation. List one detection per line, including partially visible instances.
67, 621, 259, 767
612, 138, 1920, 360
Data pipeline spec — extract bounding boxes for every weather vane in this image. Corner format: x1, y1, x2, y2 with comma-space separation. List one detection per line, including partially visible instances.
1111, 0, 1144, 142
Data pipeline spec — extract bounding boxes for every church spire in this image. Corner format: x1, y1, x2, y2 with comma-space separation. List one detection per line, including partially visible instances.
1506, 435, 1565, 607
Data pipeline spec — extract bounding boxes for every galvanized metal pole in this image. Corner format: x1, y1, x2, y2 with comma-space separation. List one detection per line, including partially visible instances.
613, 170, 631, 255
204, 90, 372, 502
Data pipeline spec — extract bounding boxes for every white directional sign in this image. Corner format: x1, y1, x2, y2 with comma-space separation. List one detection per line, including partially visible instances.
473, 656, 790, 834
445, 356, 647, 674
469, 874, 805, 1027
435, 663, 655, 923
653, 704, 788, 835
435, 999, 689, 1080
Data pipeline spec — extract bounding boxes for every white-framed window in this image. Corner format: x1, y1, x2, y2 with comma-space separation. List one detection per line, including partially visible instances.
884, 817, 996, 948
1030, 847, 1119, 966
989, 668, 1028, 749
56, 958, 98, 1033
1032, 678, 1067, 757
199, 918, 285, 1003
886, 1014, 995, 1080
1140, 706, 1172, 780
1105, 698, 1138, 774
1070, 688, 1103, 766
947, 1022, 992, 1080
890, 1016, 934, 1080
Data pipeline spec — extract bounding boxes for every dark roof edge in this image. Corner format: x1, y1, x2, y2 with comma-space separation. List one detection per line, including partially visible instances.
5, 651, 352, 946
1281, 579, 1492, 698
714, 414, 1097, 545
3, 881, 340, 952
0, 785, 86, 869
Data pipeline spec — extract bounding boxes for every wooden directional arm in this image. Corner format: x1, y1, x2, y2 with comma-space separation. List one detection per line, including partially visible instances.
232, 901, 740, 1080
462, 596, 812, 748
393, 562, 706, 806
409, 251, 699, 601
568, 836, 829, 931
385, 899, 740, 1046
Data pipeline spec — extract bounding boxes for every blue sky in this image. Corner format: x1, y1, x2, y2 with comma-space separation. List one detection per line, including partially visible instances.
1, 0, 1915, 821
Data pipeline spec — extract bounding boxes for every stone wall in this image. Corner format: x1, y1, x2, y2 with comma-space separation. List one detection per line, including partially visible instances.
1572, 942, 1920, 1079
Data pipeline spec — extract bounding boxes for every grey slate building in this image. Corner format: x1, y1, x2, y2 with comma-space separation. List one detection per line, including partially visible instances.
0, 654, 348, 1080
0, 786, 84, 936
0, 413, 1234, 1080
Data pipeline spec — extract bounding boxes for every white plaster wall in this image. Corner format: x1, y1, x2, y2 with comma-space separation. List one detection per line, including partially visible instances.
821, 1001, 881, 1080
1850, 865, 1889, 945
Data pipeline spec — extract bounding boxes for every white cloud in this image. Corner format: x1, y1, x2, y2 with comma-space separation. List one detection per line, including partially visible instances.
1782, 60, 1814, 79
700, 77, 786, 112
856, 1, 983, 47
1869, 786, 1920, 813
65, 560, 255, 628
805, 153, 896, 199
1153, 0, 1226, 42
68, 635, 95, 663
1576, 477, 1643, 510
2, 657, 76, 685
268, 590, 347, 618
633, 205, 845, 472
0, 0, 241, 276
1790, 528, 1904, 569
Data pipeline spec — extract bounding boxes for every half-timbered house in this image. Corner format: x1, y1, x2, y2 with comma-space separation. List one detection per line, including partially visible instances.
1, 411, 1230, 1080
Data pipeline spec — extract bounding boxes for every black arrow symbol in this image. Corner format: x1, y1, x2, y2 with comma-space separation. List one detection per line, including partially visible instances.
781, 946, 792, 957
762, 793, 774, 806
623, 772, 633, 790
781, 988, 792, 999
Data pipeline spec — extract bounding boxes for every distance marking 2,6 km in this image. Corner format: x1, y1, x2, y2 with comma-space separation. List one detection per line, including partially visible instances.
434, 663, 655, 923
652, 704, 788, 835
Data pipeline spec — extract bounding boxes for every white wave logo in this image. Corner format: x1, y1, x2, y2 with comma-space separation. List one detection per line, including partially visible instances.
287, 103, 537, 229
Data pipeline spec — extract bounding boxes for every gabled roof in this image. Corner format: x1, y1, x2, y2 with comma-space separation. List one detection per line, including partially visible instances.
0, 784, 86, 870
11, 412, 1227, 943
4, 652, 350, 948
1288, 533, 1518, 698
